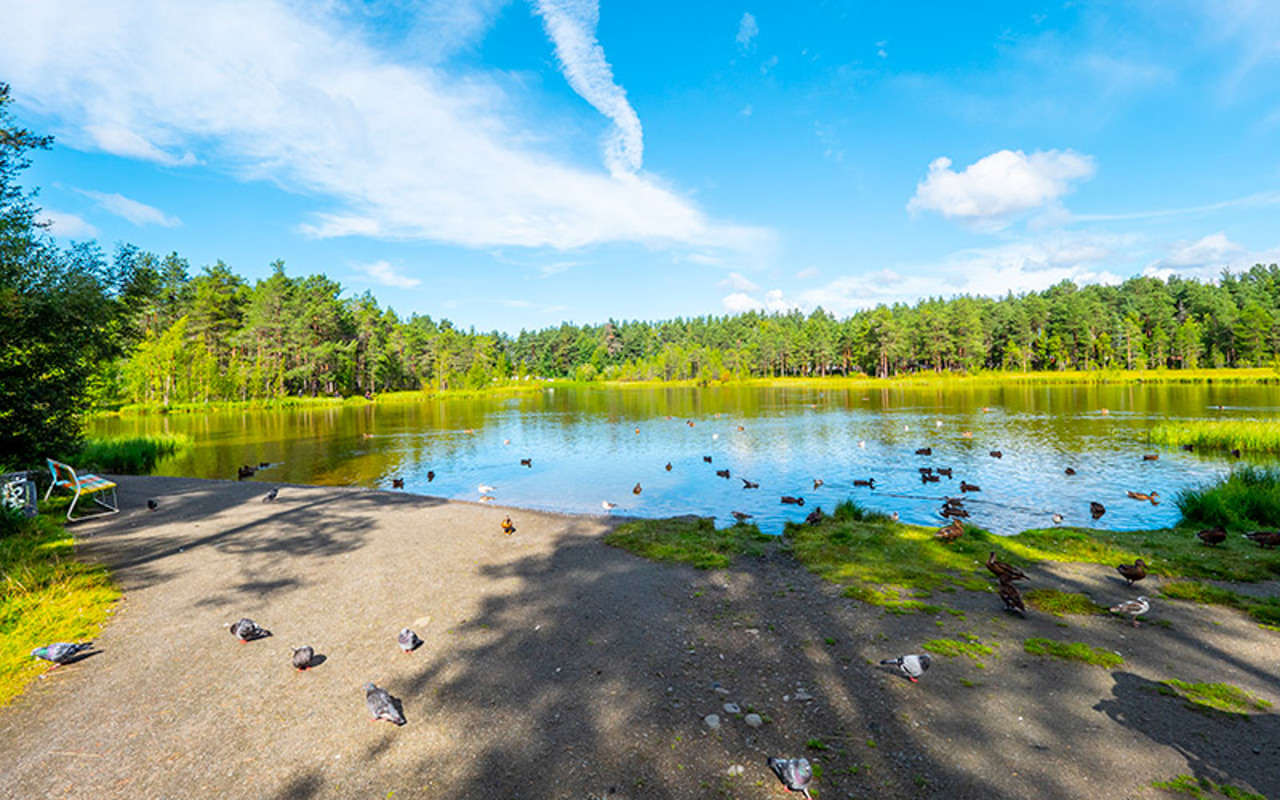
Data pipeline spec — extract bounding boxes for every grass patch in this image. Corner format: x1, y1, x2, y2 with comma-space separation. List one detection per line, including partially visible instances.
73, 434, 192, 474
1023, 638, 1123, 668
923, 637, 994, 662
1176, 467, 1280, 529
604, 517, 772, 570
1, 515, 119, 706
1161, 581, 1280, 627
1157, 679, 1272, 716
1152, 774, 1266, 800
1024, 588, 1103, 616
1151, 419, 1280, 454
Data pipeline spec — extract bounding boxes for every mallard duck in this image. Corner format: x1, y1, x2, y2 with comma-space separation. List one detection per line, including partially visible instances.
731, 510, 752, 521
936, 519, 963, 543
1090, 501, 1106, 519
997, 577, 1026, 615
1180, 444, 1194, 452
665, 462, 673, 471
853, 478, 875, 488
805, 508, 824, 525
426, 470, 435, 482
936, 467, 953, 478
812, 478, 824, 490
716, 469, 731, 479
1126, 490, 1160, 504
501, 515, 516, 535
742, 478, 759, 489
989, 450, 1003, 459
391, 478, 404, 489
1116, 559, 1147, 587
737, 425, 745, 431
781, 495, 805, 506
1195, 527, 1227, 546
1052, 513, 1064, 525
1109, 596, 1150, 627
1065, 467, 1077, 476
702, 455, 713, 463
520, 458, 533, 468
1231, 448, 1242, 458
1142, 454, 1159, 461
960, 481, 981, 493
237, 465, 256, 480
918, 467, 933, 475
915, 447, 932, 456
922, 473, 940, 483
986, 551, 1028, 581
940, 505, 969, 518
632, 482, 642, 495
1244, 531, 1280, 549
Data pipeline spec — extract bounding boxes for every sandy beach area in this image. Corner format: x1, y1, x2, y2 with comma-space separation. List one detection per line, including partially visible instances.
1, 475, 1275, 799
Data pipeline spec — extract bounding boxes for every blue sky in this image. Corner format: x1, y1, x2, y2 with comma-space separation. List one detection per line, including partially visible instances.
3, 1, 1279, 332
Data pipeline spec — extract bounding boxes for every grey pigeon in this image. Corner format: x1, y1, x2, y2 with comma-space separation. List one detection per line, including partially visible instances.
263, 487, 279, 502
365, 682, 405, 725
397, 627, 421, 654
31, 642, 92, 667
880, 653, 931, 683
1110, 596, 1150, 627
767, 757, 813, 798
291, 646, 315, 671
230, 618, 269, 642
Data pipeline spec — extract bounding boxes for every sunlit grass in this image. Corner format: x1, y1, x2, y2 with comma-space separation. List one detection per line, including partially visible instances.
1160, 581, 1280, 627
1151, 419, 1280, 454
923, 635, 994, 662
1176, 467, 1280, 529
1023, 638, 1122, 667
0, 515, 118, 706
73, 434, 192, 474
603, 516, 772, 570
1151, 774, 1267, 800
1023, 589, 1104, 616
1157, 679, 1272, 716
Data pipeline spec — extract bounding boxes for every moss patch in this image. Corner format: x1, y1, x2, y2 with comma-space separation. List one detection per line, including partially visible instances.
923, 636, 994, 663
604, 517, 772, 570
1157, 679, 1272, 716
1023, 638, 1122, 668
1151, 774, 1266, 800
1024, 588, 1103, 616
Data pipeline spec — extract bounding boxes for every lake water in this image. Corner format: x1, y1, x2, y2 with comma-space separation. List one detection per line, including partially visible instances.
89, 384, 1279, 534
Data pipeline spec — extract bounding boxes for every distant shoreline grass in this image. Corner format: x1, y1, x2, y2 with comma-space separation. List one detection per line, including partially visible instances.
1151, 419, 1280, 454
74, 434, 193, 474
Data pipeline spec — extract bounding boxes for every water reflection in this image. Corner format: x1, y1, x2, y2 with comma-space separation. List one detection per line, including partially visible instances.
90, 384, 1276, 534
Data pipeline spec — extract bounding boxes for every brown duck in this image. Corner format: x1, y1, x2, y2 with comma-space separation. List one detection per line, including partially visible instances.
853, 478, 875, 488
1116, 558, 1147, 587
986, 551, 1028, 582
500, 515, 516, 535
1090, 501, 1106, 519
959, 481, 981, 493
915, 447, 932, 456
1244, 531, 1280, 549
1195, 527, 1227, 546
935, 519, 963, 543
997, 576, 1026, 615
781, 495, 805, 506
1126, 490, 1160, 504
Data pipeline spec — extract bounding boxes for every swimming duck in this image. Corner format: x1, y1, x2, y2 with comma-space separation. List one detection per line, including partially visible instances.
1109, 596, 1150, 627
936, 519, 963, 543
915, 447, 932, 456
989, 450, 1003, 459
716, 469, 731, 479
730, 510, 752, 521
1116, 559, 1147, 587
918, 467, 933, 475
1244, 531, 1280, 549
852, 478, 875, 488
426, 470, 435, 482
1052, 513, 1064, 525
922, 473, 941, 483
1090, 501, 1106, 519
741, 478, 759, 489
940, 504, 969, 518
986, 551, 1028, 582
812, 478, 824, 490
391, 478, 404, 489
1126, 490, 1160, 504
997, 577, 1026, 615
703, 455, 713, 463
936, 467, 953, 478
959, 481, 981, 493
632, 483, 642, 495
1142, 454, 1159, 461
781, 495, 805, 506
501, 515, 516, 535
237, 465, 256, 480
665, 462, 673, 471
520, 458, 533, 468
1195, 527, 1227, 546
1065, 467, 1077, 476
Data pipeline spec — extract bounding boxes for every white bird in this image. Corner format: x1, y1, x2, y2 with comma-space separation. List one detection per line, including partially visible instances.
935, 420, 943, 427
858, 440, 866, 448
477, 484, 495, 494
1052, 513, 1064, 525
1110, 596, 1150, 628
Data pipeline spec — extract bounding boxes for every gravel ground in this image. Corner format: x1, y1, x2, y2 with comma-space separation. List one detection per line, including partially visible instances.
0, 475, 1276, 800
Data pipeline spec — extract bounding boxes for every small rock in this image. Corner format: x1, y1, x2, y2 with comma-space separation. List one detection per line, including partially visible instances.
744, 713, 763, 728
793, 689, 814, 702
726, 765, 745, 776
723, 702, 741, 714
712, 682, 731, 696
704, 714, 721, 730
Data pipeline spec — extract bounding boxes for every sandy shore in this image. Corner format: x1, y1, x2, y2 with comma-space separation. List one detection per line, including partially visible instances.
0, 475, 1276, 799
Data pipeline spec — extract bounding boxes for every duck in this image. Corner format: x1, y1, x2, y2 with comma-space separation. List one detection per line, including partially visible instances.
781, 495, 805, 506
237, 465, 256, 480
921, 473, 941, 483
730, 510, 752, 521
997, 577, 1026, 615
391, 478, 404, 489
1052, 513, 1064, 525
665, 462, 673, 471
703, 455, 713, 464
918, 467, 933, 475
812, 478, 824, 490
1090, 501, 1106, 519
1244, 531, 1280, 549
1109, 596, 1150, 627
1142, 454, 1159, 461
501, 516, 516, 535
852, 478, 875, 488
716, 469, 731, 479
1065, 467, 1077, 476
1116, 559, 1147, 587
936, 467, 953, 478
426, 470, 436, 482
478, 495, 495, 503
805, 508, 824, 525
915, 447, 932, 456
959, 481, 981, 493
737, 425, 745, 432
1180, 444, 1194, 452
936, 519, 964, 543
1195, 527, 1227, 546
741, 478, 759, 489
989, 450, 1003, 459
986, 551, 1028, 581
520, 458, 533, 468
940, 505, 969, 518
1126, 490, 1160, 504
632, 482, 643, 495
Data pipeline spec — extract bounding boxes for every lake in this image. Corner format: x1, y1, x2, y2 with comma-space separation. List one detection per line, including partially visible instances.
89, 383, 1279, 534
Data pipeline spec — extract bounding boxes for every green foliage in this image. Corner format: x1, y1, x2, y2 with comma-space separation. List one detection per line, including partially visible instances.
0, 513, 119, 706
1151, 774, 1266, 800
1023, 638, 1123, 667
1157, 679, 1272, 716
603, 517, 772, 570
74, 434, 192, 474
1151, 419, 1280, 453
923, 637, 994, 661
1176, 467, 1280, 529
1023, 589, 1104, 616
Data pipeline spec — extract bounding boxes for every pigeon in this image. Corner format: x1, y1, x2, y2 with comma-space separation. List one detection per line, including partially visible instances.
364, 682, 405, 725
741, 478, 759, 489
230, 618, 269, 642
397, 628, 422, 654
291, 646, 315, 671
986, 551, 1028, 582
1116, 559, 1147, 587
766, 757, 813, 798
31, 642, 92, 667
501, 515, 516, 535
1195, 527, 1227, 546
880, 653, 931, 683
262, 487, 279, 503
632, 483, 643, 495
146, 498, 158, 511
997, 577, 1026, 615
1110, 596, 1150, 627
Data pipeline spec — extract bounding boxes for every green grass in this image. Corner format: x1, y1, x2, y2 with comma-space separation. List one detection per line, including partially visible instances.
1160, 581, 1280, 627
1023, 638, 1123, 667
1176, 467, 1280, 529
603, 517, 773, 569
1023, 589, 1104, 616
923, 636, 994, 661
1, 515, 119, 706
1152, 774, 1267, 800
1157, 679, 1272, 716
73, 434, 192, 474
1151, 419, 1280, 454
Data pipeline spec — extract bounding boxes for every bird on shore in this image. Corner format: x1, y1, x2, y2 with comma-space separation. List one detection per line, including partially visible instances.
997, 576, 1026, 615
391, 478, 404, 489
880, 653, 931, 683
397, 628, 421, 654
633, 482, 643, 495
853, 478, 875, 488
731, 511, 752, 522
1116, 559, 1148, 587
1110, 596, 1150, 627
781, 495, 805, 506
986, 551, 1028, 582
1052, 513, 1064, 525
959, 481, 981, 493
1196, 527, 1227, 546
31, 642, 92, 667
601, 501, 617, 511
147, 498, 158, 511
1244, 531, 1280, 549
767, 757, 814, 798
936, 519, 963, 543
1090, 501, 1106, 519
230, 618, 269, 643
478, 495, 495, 503
1126, 490, 1160, 504
263, 487, 279, 503
478, 484, 495, 494
501, 516, 516, 535
291, 646, 315, 671
812, 478, 824, 490
805, 508, 824, 525
890, 511, 899, 522
364, 682, 405, 725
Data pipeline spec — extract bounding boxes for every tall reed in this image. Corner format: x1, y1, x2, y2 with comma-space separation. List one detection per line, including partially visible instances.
74, 434, 192, 474
1176, 467, 1280, 529
1150, 419, 1280, 454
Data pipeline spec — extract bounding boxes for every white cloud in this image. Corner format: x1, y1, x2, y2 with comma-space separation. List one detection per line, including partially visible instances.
722, 292, 763, 313
355, 260, 422, 289
907, 149, 1096, 224
1143, 233, 1280, 281
718, 272, 760, 291
0, 1, 770, 254
37, 209, 98, 237
796, 267, 820, 279
736, 13, 758, 50
534, 0, 642, 177
762, 288, 796, 312
77, 190, 181, 227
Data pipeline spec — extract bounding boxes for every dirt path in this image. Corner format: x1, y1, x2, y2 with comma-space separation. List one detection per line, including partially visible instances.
1, 476, 1276, 799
